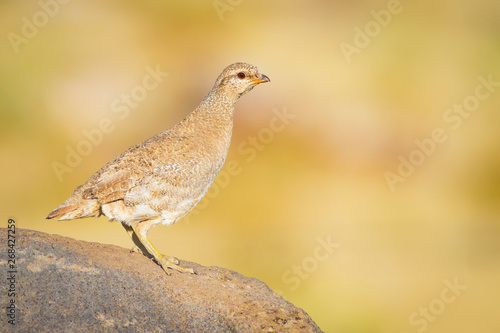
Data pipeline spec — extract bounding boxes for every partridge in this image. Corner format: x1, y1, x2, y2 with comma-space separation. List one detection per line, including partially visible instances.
46, 62, 270, 274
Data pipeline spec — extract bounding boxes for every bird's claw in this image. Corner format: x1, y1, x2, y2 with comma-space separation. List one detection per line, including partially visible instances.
158, 257, 197, 275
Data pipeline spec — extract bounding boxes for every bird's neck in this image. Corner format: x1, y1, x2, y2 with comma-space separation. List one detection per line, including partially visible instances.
189, 89, 235, 128
179, 90, 235, 148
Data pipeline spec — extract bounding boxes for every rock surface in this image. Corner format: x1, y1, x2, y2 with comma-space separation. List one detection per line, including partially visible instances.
1, 228, 322, 332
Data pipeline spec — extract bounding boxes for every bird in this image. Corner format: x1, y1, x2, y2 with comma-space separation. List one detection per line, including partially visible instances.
46, 62, 270, 275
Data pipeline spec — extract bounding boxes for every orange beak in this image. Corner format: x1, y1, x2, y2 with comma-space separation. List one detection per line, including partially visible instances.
252, 74, 270, 85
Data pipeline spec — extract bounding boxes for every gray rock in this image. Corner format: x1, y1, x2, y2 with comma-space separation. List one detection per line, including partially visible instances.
1, 228, 323, 332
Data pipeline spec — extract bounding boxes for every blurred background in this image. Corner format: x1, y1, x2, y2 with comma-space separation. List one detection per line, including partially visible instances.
1, 0, 499, 331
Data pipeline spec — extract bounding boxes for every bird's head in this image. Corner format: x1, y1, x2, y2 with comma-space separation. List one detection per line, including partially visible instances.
213, 62, 270, 100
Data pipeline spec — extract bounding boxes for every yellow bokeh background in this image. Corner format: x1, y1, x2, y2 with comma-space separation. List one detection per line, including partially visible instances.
2, 1, 500, 331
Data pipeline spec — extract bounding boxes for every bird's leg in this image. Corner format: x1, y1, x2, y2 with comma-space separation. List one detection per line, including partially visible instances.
133, 220, 196, 275
122, 224, 149, 256
123, 223, 179, 262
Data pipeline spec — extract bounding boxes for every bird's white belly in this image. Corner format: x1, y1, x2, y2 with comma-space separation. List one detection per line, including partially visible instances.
160, 197, 201, 225
101, 192, 205, 226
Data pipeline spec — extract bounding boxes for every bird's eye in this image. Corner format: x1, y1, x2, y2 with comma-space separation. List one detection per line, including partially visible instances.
237, 72, 246, 79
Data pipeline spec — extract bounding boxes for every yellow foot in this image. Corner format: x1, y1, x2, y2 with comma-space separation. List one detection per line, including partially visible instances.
131, 246, 176, 264
158, 256, 197, 275
163, 255, 179, 265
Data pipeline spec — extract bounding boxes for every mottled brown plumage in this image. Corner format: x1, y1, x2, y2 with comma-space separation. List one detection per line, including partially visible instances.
47, 63, 270, 274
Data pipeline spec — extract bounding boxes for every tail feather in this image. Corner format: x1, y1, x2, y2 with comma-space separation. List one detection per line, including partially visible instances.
47, 183, 101, 220
46, 201, 101, 221
46, 205, 79, 220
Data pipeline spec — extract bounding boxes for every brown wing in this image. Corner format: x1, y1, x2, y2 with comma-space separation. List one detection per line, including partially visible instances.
81, 169, 134, 205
